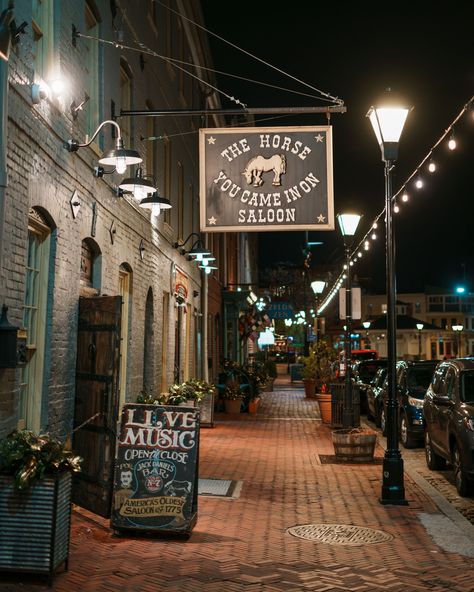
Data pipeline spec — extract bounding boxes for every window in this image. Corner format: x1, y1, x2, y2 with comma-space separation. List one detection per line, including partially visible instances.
19, 209, 52, 431
32, 0, 54, 82
161, 292, 170, 391
120, 60, 132, 148
80, 238, 101, 295
441, 318, 447, 330
84, 2, 101, 147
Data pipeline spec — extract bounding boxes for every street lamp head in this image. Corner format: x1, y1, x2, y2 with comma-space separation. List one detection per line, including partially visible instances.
337, 213, 361, 237
452, 324, 463, 332
416, 323, 424, 331
367, 89, 412, 162
363, 321, 371, 330
311, 280, 326, 295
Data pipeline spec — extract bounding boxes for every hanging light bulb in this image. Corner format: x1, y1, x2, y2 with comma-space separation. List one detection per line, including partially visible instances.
358, 252, 363, 258
428, 160, 436, 173
364, 240, 370, 250
371, 232, 377, 240
415, 178, 423, 189
394, 203, 400, 213
372, 222, 378, 229
115, 157, 128, 175
448, 132, 457, 150
402, 192, 409, 202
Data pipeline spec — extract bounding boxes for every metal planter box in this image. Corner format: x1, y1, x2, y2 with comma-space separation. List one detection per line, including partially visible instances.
0, 472, 72, 583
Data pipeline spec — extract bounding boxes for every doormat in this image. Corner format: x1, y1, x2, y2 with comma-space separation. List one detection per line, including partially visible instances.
198, 478, 241, 498
318, 455, 383, 465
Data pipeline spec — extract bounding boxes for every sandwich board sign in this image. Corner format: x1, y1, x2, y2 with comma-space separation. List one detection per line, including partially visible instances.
111, 403, 199, 537
199, 126, 334, 232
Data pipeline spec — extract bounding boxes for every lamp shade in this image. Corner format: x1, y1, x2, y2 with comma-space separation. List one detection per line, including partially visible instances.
416, 323, 424, 331
99, 137, 142, 173
188, 242, 211, 259
311, 280, 326, 294
139, 193, 172, 213
119, 167, 156, 199
337, 213, 361, 237
367, 91, 411, 161
363, 321, 371, 329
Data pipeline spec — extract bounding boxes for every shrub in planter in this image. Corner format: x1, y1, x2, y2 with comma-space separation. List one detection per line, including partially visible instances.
0, 430, 82, 582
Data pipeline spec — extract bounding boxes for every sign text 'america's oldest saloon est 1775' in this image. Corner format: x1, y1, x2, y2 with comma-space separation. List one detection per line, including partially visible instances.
199, 126, 334, 232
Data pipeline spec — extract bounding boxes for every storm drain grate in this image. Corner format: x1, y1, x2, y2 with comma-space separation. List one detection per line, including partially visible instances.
198, 478, 240, 498
287, 523, 393, 546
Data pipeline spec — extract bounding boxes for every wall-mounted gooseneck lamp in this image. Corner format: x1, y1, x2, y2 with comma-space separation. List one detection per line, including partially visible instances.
119, 166, 157, 200
139, 192, 172, 214
63, 119, 142, 173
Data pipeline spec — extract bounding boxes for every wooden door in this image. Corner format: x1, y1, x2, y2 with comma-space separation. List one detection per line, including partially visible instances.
73, 295, 121, 517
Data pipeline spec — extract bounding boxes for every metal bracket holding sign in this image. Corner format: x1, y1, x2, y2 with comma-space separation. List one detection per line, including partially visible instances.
199, 126, 334, 233
111, 404, 200, 537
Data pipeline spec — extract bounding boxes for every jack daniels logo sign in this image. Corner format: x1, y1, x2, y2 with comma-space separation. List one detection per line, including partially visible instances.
199, 126, 334, 232
110, 404, 199, 534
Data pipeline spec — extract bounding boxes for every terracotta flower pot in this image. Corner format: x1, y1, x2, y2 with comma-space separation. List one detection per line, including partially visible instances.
315, 392, 332, 423
303, 379, 316, 398
224, 398, 242, 414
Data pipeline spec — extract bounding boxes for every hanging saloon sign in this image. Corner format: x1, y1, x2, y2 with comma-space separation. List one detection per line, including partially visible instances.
199, 126, 334, 232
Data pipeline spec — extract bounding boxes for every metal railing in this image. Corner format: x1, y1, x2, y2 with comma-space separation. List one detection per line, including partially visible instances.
329, 382, 360, 428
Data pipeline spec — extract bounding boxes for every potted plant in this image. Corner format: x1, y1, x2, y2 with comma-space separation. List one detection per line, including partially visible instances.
221, 382, 243, 414
302, 339, 337, 422
0, 430, 82, 582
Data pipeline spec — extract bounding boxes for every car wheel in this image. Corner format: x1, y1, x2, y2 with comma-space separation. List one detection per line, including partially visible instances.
452, 443, 472, 497
380, 407, 387, 436
424, 430, 446, 470
400, 412, 416, 449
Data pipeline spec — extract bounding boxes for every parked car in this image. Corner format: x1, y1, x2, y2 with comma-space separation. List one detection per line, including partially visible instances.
424, 358, 474, 496
380, 360, 438, 448
352, 358, 388, 414
366, 366, 388, 426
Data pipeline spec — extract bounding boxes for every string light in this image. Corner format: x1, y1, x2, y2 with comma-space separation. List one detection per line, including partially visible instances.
315, 94, 473, 314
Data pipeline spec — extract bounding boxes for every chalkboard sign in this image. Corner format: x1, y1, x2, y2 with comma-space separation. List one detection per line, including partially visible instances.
110, 404, 200, 536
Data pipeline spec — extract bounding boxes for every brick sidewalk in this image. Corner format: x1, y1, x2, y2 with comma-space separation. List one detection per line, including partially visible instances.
2, 381, 474, 591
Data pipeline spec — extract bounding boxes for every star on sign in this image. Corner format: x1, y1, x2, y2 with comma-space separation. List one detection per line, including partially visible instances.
317, 214, 326, 223
207, 136, 216, 145
315, 134, 324, 142
208, 216, 217, 225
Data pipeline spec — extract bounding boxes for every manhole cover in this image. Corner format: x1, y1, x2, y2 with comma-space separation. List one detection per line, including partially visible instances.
287, 523, 393, 545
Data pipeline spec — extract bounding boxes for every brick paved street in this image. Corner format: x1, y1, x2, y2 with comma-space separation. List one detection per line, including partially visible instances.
2, 377, 474, 592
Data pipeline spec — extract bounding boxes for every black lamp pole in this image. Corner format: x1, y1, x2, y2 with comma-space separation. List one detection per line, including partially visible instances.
342, 244, 353, 429
368, 92, 410, 506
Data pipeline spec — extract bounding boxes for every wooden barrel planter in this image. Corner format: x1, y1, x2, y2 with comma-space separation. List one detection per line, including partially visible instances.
315, 393, 332, 423
332, 428, 377, 462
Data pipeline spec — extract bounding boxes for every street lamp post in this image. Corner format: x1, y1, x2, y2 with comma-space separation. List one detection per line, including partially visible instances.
311, 280, 326, 343
363, 321, 371, 349
337, 213, 361, 429
453, 324, 463, 357
368, 90, 411, 506
416, 323, 424, 360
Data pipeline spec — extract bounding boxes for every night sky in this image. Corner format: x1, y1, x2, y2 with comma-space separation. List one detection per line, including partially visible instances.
201, 3, 474, 293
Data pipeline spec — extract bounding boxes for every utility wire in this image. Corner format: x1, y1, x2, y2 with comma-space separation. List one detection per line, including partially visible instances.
156, 0, 344, 106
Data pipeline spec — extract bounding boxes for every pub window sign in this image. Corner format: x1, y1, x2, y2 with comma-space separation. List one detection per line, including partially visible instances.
199, 126, 334, 232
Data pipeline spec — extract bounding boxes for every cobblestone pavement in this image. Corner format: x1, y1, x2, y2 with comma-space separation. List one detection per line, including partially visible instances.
2, 381, 474, 592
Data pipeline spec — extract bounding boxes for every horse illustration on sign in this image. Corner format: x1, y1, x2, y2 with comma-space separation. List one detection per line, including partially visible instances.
242, 154, 286, 187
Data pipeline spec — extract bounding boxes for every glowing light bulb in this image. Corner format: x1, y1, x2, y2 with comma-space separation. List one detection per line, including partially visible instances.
49, 79, 65, 96
394, 204, 400, 213
428, 161, 436, 173
343, 264, 348, 270
358, 252, 362, 258
402, 193, 409, 202
364, 240, 370, 250
372, 222, 378, 229
415, 178, 423, 189
115, 157, 127, 174
151, 205, 161, 216
371, 232, 377, 240
448, 137, 457, 150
